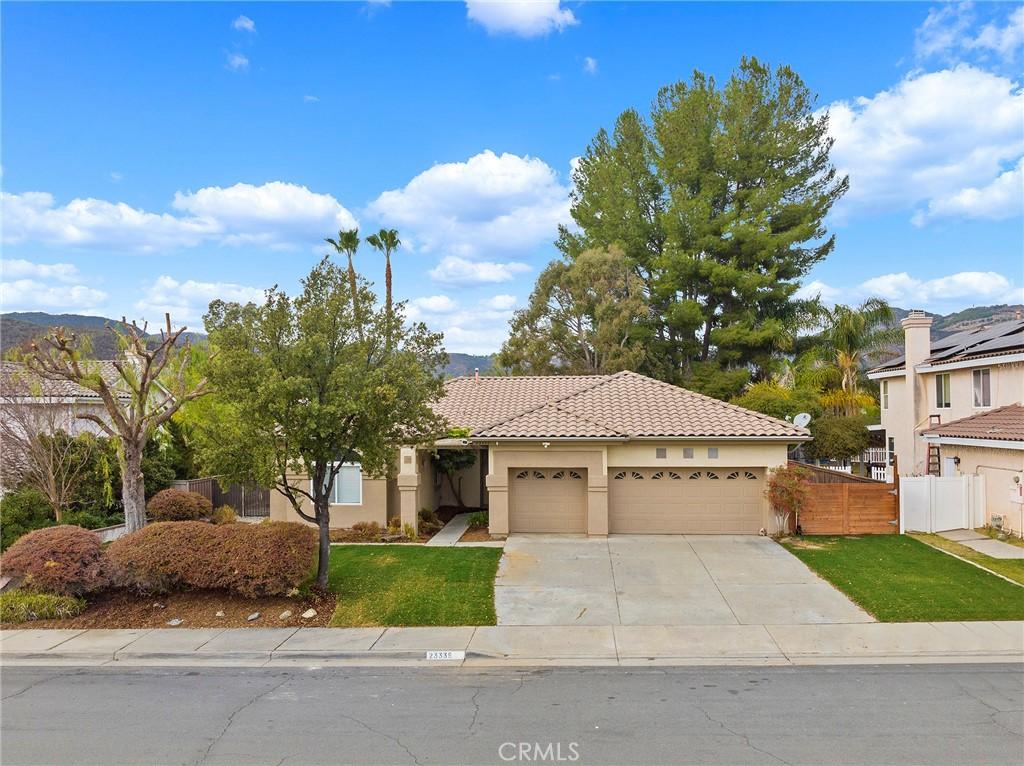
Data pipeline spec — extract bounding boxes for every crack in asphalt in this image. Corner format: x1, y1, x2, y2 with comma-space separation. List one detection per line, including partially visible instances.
194, 675, 292, 766
336, 711, 422, 765
1, 669, 82, 702
693, 703, 793, 765
954, 678, 1024, 738
468, 686, 484, 733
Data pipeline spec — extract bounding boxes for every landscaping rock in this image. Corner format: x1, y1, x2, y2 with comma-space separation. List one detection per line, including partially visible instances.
152, 602, 165, 609
166, 618, 183, 626
286, 587, 300, 597
279, 610, 292, 620
215, 610, 226, 618
301, 609, 317, 619
246, 612, 260, 622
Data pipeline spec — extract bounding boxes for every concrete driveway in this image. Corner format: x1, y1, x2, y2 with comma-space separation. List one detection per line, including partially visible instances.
495, 534, 874, 626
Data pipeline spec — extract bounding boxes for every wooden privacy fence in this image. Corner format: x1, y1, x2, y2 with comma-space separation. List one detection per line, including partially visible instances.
789, 461, 898, 535
171, 477, 270, 518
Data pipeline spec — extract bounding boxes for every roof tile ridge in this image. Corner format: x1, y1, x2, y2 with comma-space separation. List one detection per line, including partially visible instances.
611, 370, 807, 434
925, 402, 1024, 431
547, 401, 628, 437
470, 374, 615, 435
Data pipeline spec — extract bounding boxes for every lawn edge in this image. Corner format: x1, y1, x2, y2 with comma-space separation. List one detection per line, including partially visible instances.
908, 533, 1024, 589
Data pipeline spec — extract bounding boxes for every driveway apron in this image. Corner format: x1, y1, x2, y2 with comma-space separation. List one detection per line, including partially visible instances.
494, 534, 873, 626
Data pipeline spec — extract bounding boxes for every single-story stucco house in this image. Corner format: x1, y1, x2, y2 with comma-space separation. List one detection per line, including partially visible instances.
270, 371, 810, 536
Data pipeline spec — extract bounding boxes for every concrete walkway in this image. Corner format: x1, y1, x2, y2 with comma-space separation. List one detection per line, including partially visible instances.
2, 622, 1021, 667
424, 513, 471, 546
940, 529, 1024, 559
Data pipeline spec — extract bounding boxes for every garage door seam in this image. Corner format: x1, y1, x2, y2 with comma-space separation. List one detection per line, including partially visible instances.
687, 536, 742, 625
606, 538, 625, 632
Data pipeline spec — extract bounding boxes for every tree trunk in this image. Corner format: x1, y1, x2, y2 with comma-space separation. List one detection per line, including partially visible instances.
444, 472, 465, 508
385, 256, 393, 319
121, 441, 147, 532
315, 499, 331, 590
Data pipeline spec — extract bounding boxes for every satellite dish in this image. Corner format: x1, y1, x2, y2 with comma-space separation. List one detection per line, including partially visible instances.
794, 412, 812, 428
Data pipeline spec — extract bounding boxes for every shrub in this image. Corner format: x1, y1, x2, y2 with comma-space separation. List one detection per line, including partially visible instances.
146, 489, 212, 522
466, 511, 489, 528
211, 505, 237, 525
402, 522, 417, 540
349, 521, 383, 541
418, 508, 444, 534
0, 488, 55, 551
106, 520, 316, 597
765, 465, 812, 535
0, 591, 86, 623
0, 526, 108, 595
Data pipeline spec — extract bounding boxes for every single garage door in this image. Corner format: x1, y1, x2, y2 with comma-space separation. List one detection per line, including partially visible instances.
609, 468, 764, 534
509, 468, 587, 533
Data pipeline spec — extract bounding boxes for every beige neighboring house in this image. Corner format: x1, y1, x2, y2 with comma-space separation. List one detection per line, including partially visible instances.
921, 405, 1024, 535
867, 312, 1024, 478
269, 370, 810, 536
0, 361, 128, 490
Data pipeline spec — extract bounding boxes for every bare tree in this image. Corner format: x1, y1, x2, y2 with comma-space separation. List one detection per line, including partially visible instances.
20, 314, 208, 532
0, 379, 97, 522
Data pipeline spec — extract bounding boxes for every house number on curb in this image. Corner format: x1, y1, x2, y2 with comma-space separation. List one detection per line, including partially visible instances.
426, 650, 465, 660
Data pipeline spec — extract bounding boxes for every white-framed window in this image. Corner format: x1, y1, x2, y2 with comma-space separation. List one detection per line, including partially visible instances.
881, 380, 889, 410
707, 447, 719, 459
312, 462, 362, 505
935, 374, 951, 409
683, 447, 694, 459
972, 368, 991, 408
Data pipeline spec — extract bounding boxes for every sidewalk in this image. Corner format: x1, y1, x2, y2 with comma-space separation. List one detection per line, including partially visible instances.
939, 529, 1024, 559
2, 622, 1021, 667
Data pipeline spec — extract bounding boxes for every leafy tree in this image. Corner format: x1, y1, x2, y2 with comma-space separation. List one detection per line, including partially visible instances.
19, 317, 208, 532
804, 414, 871, 463
499, 248, 648, 374
765, 464, 812, 534
200, 256, 446, 589
732, 381, 822, 422
557, 57, 847, 393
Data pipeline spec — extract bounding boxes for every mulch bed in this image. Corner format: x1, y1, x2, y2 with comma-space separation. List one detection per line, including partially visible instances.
328, 529, 434, 544
459, 527, 498, 543
2, 588, 337, 630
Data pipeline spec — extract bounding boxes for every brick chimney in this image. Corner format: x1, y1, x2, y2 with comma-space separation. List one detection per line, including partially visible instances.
902, 310, 933, 369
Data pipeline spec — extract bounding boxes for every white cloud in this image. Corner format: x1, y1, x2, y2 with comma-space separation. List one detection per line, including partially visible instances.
804, 270, 1022, 309
366, 149, 571, 258
135, 275, 266, 326
226, 53, 249, 72
916, 3, 1024, 63
794, 279, 843, 304
2, 259, 83, 283
232, 15, 256, 33
110, 171, 123, 183
466, 0, 577, 38
429, 256, 530, 285
1, 182, 357, 253
482, 294, 517, 310
0, 280, 108, 313
582, 56, 598, 75
303, 95, 320, 103
825, 65, 1024, 223
407, 295, 460, 318
912, 157, 1024, 224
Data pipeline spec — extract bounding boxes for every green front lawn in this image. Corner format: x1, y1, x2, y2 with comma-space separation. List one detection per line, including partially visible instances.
909, 533, 1024, 586
782, 535, 1024, 622
328, 546, 502, 627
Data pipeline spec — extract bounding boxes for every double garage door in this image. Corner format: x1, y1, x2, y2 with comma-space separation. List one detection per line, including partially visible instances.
508, 466, 765, 534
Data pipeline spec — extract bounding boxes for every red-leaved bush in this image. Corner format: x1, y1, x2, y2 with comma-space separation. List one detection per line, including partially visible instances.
146, 489, 213, 522
107, 521, 316, 597
0, 526, 109, 595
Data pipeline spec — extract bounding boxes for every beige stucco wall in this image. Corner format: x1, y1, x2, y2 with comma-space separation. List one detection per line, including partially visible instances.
607, 441, 790, 469
942, 444, 1024, 535
269, 475, 389, 528
878, 361, 1024, 476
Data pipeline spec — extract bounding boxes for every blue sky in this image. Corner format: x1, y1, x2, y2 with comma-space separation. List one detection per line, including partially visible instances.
2, 1, 1022, 352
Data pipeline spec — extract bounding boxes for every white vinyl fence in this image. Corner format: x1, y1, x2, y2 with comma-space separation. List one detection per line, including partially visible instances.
899, 475, 986, 533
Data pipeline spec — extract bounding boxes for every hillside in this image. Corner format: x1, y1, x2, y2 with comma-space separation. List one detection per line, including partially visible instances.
1, 312, 497, 376
891, 304, 1023, 338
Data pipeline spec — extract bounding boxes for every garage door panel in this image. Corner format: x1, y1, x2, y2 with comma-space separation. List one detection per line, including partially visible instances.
509, 468, 587, 533
610, 468, 763, 534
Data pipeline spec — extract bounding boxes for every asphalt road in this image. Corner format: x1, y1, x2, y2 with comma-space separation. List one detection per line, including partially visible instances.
2, 664, 1021, 766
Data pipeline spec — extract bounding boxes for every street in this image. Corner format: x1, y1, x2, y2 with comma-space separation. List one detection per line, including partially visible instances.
1, 664, 1021, 765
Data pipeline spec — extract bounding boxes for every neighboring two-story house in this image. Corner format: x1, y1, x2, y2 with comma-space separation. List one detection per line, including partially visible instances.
867, 312, 1024, 532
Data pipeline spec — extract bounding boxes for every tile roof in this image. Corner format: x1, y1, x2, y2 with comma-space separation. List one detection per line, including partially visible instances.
870, 318, 1024, 373
0, 361, 130, 401
922, 403, 1024, 443
438, 371, 809, 440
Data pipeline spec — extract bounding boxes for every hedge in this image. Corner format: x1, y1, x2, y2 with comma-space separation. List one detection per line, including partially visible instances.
0, 526, 109, 596
107, 521, 316, 597
146, 489, 213, 523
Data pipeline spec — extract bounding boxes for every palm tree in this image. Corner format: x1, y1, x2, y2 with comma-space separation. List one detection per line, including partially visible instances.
819, 298, 901, 415
365, 228, 401, 321
325, 228, 361, 311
